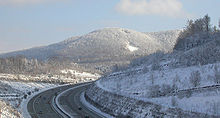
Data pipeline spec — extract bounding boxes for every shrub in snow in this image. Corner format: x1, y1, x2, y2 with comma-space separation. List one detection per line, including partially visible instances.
23, 94, 27, 99
161, 84, 172, 95
150, 73, 154, 85
34, 88, 39, 92
149, 85, 161, 98
185, 90, 192, 98
177, 92, 185, 99
27, 91, 31, 95
189, 71, 201, 87
171, 74, 179, 94
171, 96, 177, 107
149, 84, 174, 97
151, 61, 160, 71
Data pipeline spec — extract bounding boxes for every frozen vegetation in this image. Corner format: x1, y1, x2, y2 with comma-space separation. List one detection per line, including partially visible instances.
0, 28, 180, 62
98, 63, 220, 116
85, 15, 220, 117
0, 79, 56, 118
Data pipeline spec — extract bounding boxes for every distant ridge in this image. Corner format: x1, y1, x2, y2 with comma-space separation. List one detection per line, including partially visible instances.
0, 28, 180, 63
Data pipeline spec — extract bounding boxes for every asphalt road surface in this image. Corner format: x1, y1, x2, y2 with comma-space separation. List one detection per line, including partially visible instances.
27, 82, 105, 118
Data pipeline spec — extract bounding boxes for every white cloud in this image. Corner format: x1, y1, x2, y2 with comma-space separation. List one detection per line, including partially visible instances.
116, 0, 189, 18
0, 0, 64, 6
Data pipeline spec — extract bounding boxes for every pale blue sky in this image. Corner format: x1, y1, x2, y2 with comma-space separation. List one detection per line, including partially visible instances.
0, 0, 219, 53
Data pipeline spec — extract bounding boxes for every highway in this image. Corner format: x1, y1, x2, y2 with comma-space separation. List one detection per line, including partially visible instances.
27, 82, 105, 118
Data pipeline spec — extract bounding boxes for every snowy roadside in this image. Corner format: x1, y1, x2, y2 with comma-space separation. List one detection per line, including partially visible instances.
80, 91, 114, 118
0, 80, 58, 118
96, 62, 220, 116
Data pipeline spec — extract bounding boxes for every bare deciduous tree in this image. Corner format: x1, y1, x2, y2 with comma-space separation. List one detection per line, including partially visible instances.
214, 65, 220, 84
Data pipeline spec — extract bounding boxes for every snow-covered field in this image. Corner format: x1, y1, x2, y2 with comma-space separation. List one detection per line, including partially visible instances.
60, 69, 100, 78
0, 70, 100, 118
98, 62, 220, 116
0, 69, 100, 84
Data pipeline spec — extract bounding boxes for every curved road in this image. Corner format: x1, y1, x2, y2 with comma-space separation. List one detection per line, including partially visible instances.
27, 82, 104, 118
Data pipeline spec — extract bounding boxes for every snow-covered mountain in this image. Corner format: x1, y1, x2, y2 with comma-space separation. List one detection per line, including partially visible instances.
0, 28, 180, 63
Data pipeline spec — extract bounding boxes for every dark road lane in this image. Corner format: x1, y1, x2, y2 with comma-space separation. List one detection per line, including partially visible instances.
58, 83, 104, 118
27, 85, 73, 118
27, 82, 107, 118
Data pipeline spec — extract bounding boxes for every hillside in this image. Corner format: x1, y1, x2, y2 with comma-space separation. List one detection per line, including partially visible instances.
0, 28, 180, 64
146, 30, 181, 52
86, 34, 220, 117
88, 62, 220, 117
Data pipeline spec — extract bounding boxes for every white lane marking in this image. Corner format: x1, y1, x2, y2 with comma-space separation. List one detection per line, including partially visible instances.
56, 82, 113, 118
33, 95, 41, 118
51, 96, 69, 118
55, 83, 91, 118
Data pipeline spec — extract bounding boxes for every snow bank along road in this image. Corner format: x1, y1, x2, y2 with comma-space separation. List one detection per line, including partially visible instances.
27, 82, 103, 118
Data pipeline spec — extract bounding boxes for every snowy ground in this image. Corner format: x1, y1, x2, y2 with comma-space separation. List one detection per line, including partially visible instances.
0, 80, 57, 118
98, 62, 220, 116
60, 69, 100, 78
125, 42, 138, 52
0, 70, 100, 118
0, 99, 21, 118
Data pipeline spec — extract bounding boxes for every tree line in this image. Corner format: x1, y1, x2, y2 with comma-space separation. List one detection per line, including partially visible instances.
174, 14, 220, 51
0, 55, 79, 75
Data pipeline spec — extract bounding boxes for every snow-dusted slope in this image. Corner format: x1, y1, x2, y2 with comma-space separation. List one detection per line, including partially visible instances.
55, 28, 162, 62
0, 28, 180, 63
97, 63, 220, 116
146, 30, 181, 52
84, 32, 220, 117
